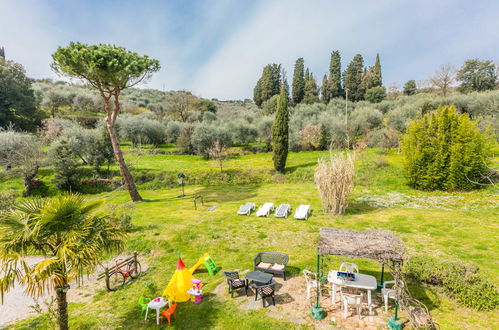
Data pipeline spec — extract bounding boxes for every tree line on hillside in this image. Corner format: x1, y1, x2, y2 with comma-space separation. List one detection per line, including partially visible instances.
254, 51, 385, 110
254, 51, 499, 109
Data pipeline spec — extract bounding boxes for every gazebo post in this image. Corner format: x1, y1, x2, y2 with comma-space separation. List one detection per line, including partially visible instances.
311, 248, 325, 320
377, 263, 385, 291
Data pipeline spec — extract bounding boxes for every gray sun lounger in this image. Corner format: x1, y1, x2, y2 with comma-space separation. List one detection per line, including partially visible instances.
237, 202, 255, 216
274, 204, 291, 218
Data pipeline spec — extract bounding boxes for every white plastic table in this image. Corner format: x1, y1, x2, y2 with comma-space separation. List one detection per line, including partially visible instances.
327, 270, 377, 312
145, 297, 169, 325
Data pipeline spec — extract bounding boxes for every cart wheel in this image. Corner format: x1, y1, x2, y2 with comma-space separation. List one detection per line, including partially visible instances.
107, 272, 125, 291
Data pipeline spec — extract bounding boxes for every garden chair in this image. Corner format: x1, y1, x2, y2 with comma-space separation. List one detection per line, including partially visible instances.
253, 280, 277, 307
341, 292, 363, 319
382, 280, 404, 311
237, 202, 255, 216
256, 202, 274, 217
223, 271, 248, 297
303, 270, 321, 302
339, 262, 359, 274
294, 204, 311, 220
138, 296, 151, 316
161, 303, 177, 325
274, 204, 291, 218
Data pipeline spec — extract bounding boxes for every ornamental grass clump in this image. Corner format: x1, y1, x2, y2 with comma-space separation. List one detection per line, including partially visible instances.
314, 152, 355, 215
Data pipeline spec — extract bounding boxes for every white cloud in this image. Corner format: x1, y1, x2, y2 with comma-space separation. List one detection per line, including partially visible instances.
1, 0, 498, 99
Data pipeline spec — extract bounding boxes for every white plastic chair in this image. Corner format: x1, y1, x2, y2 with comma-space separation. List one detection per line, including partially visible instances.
303, 270, 320, 302
339, 262, 359, 274
382, 280, 403, 312
341, 292, 363, 319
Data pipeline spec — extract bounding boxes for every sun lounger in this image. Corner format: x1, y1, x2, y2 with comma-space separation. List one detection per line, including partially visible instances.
237, 202, 255, 216
294, 204, 311, 220
274, 204, 291, 218
256, 203, 274, 217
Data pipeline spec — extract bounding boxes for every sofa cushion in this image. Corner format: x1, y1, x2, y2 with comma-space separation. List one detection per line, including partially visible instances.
271, 263, 285, 271
257, 262, 272, 269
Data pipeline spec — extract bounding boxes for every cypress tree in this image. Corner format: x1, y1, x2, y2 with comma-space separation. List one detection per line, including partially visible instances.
303, 73, 319, 104
329, 50, 343, 98
253, 64, 281, 108
305, 68, 310, 82
291, 57, 305, 105
371, 53, 382, 87
281, 68, 290, 100
343, 54, 365, 101
272, 85, 289, 173
321, 74, 330, 104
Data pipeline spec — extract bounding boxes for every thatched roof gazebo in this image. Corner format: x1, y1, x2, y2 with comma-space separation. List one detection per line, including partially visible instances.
318, 228, 405, 262
313, 228, 435, 329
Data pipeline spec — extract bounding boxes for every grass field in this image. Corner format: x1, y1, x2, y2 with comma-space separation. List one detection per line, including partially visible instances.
6, 148, 499, 329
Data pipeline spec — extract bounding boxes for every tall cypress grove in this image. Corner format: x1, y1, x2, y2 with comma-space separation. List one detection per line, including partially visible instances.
272, 85, 289, 172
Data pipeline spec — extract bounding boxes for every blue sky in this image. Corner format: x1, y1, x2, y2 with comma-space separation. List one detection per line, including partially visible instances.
1, 0, 498, 100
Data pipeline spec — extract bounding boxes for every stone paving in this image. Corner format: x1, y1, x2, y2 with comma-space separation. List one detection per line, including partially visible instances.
216, 271, 392, 329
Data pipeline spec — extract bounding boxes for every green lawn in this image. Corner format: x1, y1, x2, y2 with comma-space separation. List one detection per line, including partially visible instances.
7, 148, 499, 329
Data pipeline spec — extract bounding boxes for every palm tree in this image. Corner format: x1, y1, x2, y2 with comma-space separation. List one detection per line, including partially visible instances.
0, 193, 127, 330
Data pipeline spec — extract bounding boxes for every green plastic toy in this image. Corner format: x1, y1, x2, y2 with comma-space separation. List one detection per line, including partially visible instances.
138, 296, 151, 316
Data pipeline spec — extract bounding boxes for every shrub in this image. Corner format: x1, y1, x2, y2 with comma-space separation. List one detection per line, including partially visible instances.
0, 127, 44, 196
49, 138, 81, 190
191, 124, 232, 155
165, 120, 181, 143
314, 152, 355, 215
406, 256, 499, 311
350, 106, 383, 136
401, 105, 493, 191
386, 104, 420, 132
176, 124, 195, 154
365, 128, 400, 149
207, 140, 228, 172
364, 86, 386, 103
228, 121, 258, 145
298, 124, 321, 150
257, 116, 273, 147
117, 114, 166, 146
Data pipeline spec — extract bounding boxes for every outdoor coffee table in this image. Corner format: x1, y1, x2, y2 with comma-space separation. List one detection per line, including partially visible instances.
328, 270, 377, 313
245, 271, 273, 287
145, 297, 169, 325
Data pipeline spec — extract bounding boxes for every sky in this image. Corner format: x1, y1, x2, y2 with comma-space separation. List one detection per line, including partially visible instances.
1, 0, 498, 100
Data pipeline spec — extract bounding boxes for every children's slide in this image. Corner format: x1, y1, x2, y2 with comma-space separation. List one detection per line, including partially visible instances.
189, 253, 218, 276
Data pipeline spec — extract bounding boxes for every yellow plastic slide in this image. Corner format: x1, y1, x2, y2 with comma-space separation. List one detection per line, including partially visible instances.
189, 253, 210, 274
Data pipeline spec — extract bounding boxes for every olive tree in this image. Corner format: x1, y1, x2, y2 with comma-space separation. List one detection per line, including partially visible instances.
52, 43, 160, 201
0, 127, 44, 196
